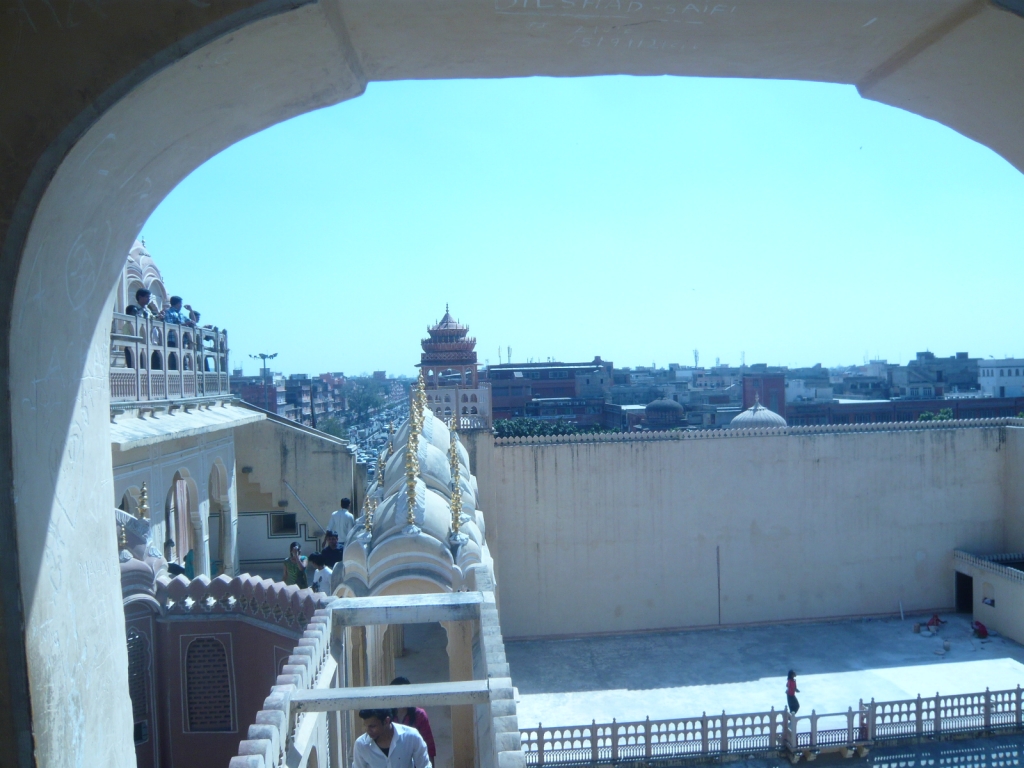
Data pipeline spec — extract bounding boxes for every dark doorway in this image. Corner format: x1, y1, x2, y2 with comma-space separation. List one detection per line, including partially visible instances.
955, 572, 974, 613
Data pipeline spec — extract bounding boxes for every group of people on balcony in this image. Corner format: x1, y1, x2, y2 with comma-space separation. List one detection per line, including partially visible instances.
127, 288, 202, 327
282, 498, 356, 592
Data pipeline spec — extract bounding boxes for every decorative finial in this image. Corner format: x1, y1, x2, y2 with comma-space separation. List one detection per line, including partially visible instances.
138, 481, 150, 520
119, 521, 128, 550
364, 497, 377, 537
376, 451, 387, 489
754, 391, 761, 407
449, 427, 467, 546
404, 380, 423, 533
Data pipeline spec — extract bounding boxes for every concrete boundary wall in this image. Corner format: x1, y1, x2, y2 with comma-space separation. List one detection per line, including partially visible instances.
477, 424, 1019, 638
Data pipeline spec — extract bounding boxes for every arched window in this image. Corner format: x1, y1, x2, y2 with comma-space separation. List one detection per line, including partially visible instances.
168, 352, 178, 370
124, 347, 134, 369
183, 354, 193, 371
150, 350, 162, 370
167, 328, 178, 347
461, 394, 468, 402
185, 636, 234, 732
470, 394, 478, 402
444, 395, 450, 403
204, 355, 216, 372
471, 406, 478, 414
435, 408, 442, 415
182, 333, 193, 349
462, 406, 468, 414
443, 407, 451, 417
150, 326, 162, 345
126, 627, 151, 743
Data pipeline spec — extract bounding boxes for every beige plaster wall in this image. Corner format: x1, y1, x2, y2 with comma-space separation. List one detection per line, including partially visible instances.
476, 426, 1014, 638
954, 555, 1024, 645
234, 416, 356, 574
1004, 427, 1024, 551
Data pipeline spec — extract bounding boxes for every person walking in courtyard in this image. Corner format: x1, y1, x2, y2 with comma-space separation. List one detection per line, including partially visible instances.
786, 670, 800, 714
353, 708, 432, 768
391, 677, 437, 763
283, 541, 307, 588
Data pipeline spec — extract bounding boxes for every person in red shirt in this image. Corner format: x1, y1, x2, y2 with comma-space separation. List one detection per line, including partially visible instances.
786, 670, 800, 714
391, 677, 437, 762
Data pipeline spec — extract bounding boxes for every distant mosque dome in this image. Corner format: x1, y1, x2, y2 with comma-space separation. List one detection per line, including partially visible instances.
646, 398, 685, 428
729, 397, 787, 428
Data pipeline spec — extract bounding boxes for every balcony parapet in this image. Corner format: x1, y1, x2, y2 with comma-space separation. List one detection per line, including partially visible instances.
109, 311, 229, 404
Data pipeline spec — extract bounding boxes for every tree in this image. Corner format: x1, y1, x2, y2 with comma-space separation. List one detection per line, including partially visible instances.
493, 418, 610, 438
918, 408, 954, 421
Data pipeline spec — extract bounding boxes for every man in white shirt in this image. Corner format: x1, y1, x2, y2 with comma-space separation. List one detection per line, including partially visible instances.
328, 498, 356, 545
353, 709, 431, 768
307, 553, 333, 593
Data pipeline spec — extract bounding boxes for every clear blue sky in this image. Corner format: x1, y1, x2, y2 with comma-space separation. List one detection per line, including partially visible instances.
141, 76, 1024, 378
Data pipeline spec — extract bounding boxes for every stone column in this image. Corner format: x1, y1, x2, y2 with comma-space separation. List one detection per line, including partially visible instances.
443, 620, 477, 768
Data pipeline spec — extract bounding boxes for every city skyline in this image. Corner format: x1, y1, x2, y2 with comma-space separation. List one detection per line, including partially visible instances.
142, 76, 1024, 376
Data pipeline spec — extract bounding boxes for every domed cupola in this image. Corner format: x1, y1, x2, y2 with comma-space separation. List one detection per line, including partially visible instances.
729, 394, 787, 428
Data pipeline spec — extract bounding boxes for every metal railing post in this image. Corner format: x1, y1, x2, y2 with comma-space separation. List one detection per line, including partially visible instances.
644, 717, 652, 761
921, 692, 929, 741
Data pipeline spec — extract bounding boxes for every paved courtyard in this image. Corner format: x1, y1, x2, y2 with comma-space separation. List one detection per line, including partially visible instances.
506, 614, 1024, 728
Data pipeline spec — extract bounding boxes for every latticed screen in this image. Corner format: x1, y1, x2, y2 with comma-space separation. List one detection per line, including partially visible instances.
185, 637, 234, 732
126, 627, 150, 743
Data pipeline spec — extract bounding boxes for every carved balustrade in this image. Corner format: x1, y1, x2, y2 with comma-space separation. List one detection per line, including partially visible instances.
522, 686, 1024, 766
109, 311, 229, 403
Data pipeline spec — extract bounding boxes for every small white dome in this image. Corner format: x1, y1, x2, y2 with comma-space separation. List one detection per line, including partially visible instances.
729, 401, 787, 428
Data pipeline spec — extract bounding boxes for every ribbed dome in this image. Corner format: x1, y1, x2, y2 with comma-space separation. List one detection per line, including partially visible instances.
729, 402, 787, 428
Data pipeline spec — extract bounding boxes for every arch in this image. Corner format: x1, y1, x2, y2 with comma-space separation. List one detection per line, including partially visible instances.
462, 407, 468, 415
119, 488, 141, 518
183, 354, 193, 371
204, 355, 217, 372
165, 471, 200, 574
5, 3, 1024, 761
443, 407, 452, 418
208, 460, 232, 577
470, 407, 478, 415
470, 394, 478, 402
184, 636, 234, 732
461, 394, 468, 402
167, 328, 178, 347
167, 351, 178, 370
150, 350, 162, 371
182, 332, 193, 349
124, 347, 135, 369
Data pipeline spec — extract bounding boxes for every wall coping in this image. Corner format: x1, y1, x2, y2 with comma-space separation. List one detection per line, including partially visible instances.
953, 550, 1024, 585
493, 417, 1024, 447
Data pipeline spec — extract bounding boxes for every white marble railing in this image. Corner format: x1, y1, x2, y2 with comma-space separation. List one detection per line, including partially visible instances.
495, 417, 1024, 447
522, 686, 1024, 766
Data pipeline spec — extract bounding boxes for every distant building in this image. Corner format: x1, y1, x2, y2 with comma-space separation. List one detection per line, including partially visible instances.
419, 307, 491, 428
786, 378, 834, 403
742, 374, 786, 418
373, 370, 387, 381
979, 359, 1024, 398
787, 395, 1024, 425
891, 351, 979, 398
486, 357, 612, 422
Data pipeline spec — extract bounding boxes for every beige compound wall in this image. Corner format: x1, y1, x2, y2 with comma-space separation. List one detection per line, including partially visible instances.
474, 425, 1019, 638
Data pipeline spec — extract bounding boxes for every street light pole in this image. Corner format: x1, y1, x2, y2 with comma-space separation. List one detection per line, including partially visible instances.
249, 352, 278, 411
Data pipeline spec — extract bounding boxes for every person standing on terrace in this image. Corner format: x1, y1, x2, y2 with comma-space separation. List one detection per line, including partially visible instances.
329, 498, 356, 544
354, 709, 431, 768
159, 295, 193, 326
786, 670, 800, 714
283, 541, 307, 588
390, 677, 437, 764
126, 287, 155, 319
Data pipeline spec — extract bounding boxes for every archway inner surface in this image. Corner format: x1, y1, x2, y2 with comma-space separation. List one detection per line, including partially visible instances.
2, 1, 1023, 767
